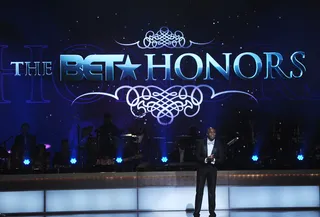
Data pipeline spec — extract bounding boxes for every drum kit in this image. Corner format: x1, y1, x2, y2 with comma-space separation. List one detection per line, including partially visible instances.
120, 133, 144, 144
0, 136, 12, 171
168, 135, 199, 163
79, 128, 145, 167
96, 154, 143, 166
0, 137, 51, 171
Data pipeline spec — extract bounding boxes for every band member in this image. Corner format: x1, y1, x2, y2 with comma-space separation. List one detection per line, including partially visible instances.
68, 114, 81, 152
194, 127, 224, 217
53, 139, 70, 167
33, 144, 48, 171
68, 114, 94, 152
11, 123, 36, 167
97, 113, 121, 158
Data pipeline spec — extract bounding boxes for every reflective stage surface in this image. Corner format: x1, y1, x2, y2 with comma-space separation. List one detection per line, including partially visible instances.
0, 171, 319, 214
7, 211, 320, 217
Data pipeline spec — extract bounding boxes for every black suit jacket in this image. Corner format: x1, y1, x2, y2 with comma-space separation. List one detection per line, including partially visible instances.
196, 138, 225, 166
12, 134, 36, 158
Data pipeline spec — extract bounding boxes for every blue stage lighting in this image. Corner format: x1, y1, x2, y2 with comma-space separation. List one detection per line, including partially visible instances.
70, 158, 77, 164
116, 157, 122, 163
161, 157, 168, 163
297, 154, 304, 161
23, 159, 30, 165
251, 155, 258, 161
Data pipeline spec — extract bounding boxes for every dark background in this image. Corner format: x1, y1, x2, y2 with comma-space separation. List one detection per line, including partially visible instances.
0, 0, 319, 165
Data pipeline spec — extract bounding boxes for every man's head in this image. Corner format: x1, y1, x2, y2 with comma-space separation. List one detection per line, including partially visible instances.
189, 126, 199, 136
207, 127, 216, 141
104, 113, 112, 124
21, 123, 30, 134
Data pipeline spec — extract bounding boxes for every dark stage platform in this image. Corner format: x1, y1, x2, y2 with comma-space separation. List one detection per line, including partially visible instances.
0, 170, 319, 215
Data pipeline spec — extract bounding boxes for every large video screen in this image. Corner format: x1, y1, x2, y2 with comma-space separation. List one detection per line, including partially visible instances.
0, 1, 319, 167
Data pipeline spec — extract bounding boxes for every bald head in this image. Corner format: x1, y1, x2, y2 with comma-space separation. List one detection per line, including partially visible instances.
207, 127, 216, 141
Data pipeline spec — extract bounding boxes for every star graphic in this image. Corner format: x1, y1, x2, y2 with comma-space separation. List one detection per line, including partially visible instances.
116, 56, 141, 80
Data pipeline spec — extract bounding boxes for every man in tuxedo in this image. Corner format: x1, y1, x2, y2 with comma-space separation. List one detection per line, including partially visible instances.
194, 127, 224, 217
68, 114, 95, 159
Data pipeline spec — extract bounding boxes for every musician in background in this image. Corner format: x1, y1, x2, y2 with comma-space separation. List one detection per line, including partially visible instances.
11, 123, 36, 167
53, 139, 70, 167
128, 119, 146, 153
33, 144, 48, 171
68, 114, 95, 152
177, 126, 200, 163
189, 126, 200, 138
97, 113, 121, 158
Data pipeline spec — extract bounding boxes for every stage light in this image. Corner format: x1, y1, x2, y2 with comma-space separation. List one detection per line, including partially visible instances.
70, 158, 77, 164
297, 154, 304, 161
161, 157, 168, 163
23, 159, 30, 165
44, 144, 51, 149
116, 157, 122, 163
251, 155, 258, 161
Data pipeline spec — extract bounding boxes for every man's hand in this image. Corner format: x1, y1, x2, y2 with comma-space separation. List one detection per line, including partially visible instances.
204, 155, 215, 163
208, 154, 214, 161
205, 155, 215, 163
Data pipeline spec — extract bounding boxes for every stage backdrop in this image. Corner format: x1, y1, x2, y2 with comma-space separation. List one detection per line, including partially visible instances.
0, 0, 319, 156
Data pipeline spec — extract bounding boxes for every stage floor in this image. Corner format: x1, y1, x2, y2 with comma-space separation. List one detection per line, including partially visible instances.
7, 211, 320, 217
1, 170, 319, 215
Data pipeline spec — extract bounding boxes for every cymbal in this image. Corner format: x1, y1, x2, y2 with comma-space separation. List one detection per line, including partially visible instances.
153, 137, 165, 139
176, 135, 192, 138
121, 134, 138, 137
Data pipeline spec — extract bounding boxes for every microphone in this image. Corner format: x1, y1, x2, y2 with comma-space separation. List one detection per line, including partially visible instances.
6, 136, 13, 142
227, 137, 239, 146
0, 136, 13, 146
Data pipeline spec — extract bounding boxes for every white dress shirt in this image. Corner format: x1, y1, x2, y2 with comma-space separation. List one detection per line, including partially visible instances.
205, 138, 215, 164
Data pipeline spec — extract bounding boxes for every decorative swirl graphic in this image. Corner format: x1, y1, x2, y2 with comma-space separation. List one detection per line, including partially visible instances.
72, 85, 257, 125
116, 27, 213, 49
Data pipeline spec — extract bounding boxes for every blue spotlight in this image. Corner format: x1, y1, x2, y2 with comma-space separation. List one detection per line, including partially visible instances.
23, 159, 30, 165
161, 156, 168, 163
70, 158, 77, 164
116, 157, 122, 163
297, 154, 304, 161
251, 155, 258, 161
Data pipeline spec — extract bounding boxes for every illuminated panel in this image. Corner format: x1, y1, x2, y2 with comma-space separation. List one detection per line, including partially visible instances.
138, 186, 228, 210
53, 214, 137, 217
229, 211, 320, 217
138, 211, 229, 217
0, 191, 44, 213
46, 189, 137, 212
229, 186, 320, 208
